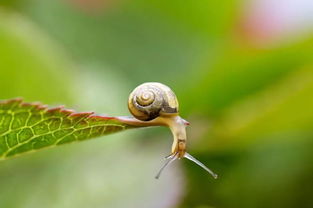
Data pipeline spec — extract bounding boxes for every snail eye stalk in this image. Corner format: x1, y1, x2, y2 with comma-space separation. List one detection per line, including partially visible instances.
184, 152, 218, 179
154, 152, 218, 179
155, 153, 178, 179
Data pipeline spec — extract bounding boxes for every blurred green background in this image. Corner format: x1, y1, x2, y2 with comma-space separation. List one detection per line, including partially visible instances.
0, 0, 313, 207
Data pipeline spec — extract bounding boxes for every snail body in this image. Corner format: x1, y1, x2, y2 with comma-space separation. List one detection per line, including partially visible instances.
124, 82, 217, 179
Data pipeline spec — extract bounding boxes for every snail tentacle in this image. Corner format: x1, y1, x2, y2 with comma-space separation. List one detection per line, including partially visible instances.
155, 153, 178, 179
184, 153, 218, 179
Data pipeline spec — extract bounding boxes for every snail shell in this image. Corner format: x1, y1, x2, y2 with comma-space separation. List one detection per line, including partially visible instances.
128, 82, 179, 121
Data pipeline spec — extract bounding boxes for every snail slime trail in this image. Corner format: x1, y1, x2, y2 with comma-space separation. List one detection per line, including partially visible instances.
120, 82, 217, 179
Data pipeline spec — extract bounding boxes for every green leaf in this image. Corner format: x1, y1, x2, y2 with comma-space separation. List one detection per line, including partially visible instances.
0, 98, 139, 159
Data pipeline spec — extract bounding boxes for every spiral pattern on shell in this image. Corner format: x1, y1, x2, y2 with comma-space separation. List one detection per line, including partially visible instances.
136, 90, 155, 106
128, 82, 179, 121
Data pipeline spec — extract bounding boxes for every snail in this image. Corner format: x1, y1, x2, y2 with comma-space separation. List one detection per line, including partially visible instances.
121, 82, 217, 179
